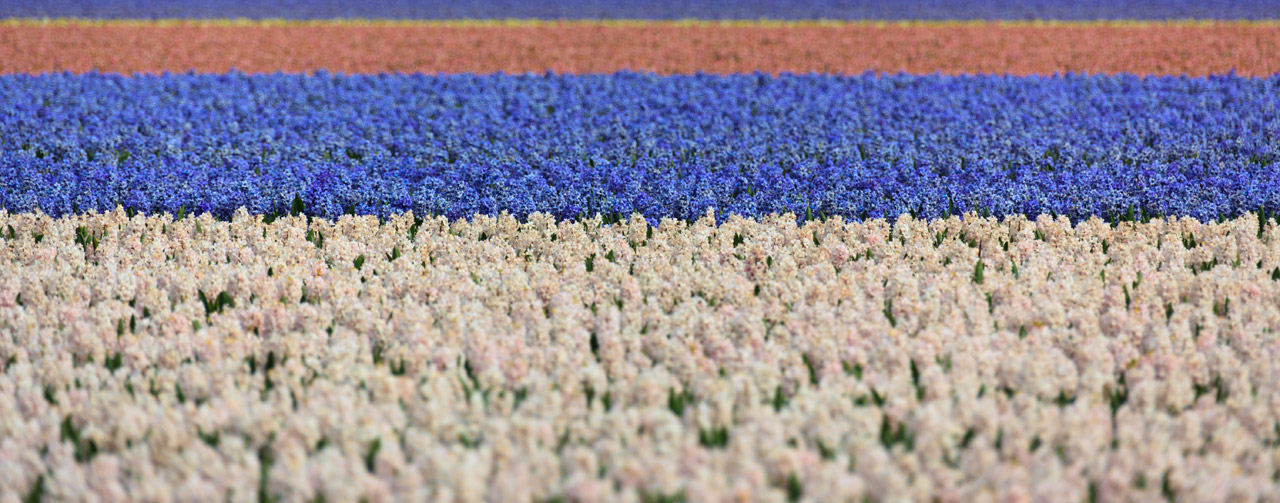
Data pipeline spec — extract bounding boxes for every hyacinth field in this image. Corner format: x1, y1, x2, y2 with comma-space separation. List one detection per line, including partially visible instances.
2, 3, 1280, 503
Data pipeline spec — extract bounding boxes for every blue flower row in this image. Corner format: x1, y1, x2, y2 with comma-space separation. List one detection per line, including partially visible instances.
2, 0, 1275, 20
4, 72, 1279, 222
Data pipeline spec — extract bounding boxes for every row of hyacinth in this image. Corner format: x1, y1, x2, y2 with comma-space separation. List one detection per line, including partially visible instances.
3, 72, 1280, 222
2, 210, 1279, 502
3, 0, 1279, 19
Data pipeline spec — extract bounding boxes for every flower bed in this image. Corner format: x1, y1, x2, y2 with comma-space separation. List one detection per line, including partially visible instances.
4, 22, 1279, 77
2, 210, 1279, 501
4, 72, 1279, 222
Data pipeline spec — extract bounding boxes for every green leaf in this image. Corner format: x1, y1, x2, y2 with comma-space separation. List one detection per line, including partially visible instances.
772, 385, 788, 411
698, 426, 730, 449
802, 353, 819, 386
105, 353, 123, 372
667, 388, 693, 417
364, 437, 381, 472
786, 473, 803, 503
21, 475, 43, 503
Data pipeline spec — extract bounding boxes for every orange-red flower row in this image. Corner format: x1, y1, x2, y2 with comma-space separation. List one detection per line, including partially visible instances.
4, 22, 1280, 76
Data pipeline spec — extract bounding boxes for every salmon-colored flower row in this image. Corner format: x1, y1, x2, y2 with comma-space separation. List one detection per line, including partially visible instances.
1, 209, 1279, 502
3, 21, 1280, 76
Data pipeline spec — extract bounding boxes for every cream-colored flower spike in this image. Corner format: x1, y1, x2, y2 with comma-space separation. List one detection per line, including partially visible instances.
0, 208, 1278, 503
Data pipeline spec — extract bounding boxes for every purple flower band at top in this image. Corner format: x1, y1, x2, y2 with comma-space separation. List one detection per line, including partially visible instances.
2, 0, 1278, 20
